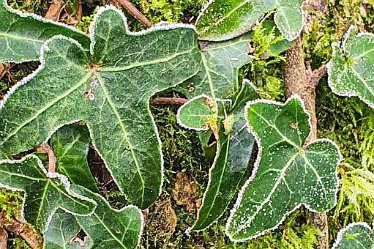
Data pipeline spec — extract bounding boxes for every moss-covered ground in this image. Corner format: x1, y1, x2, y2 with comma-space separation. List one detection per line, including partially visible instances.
0, 0, 373, 248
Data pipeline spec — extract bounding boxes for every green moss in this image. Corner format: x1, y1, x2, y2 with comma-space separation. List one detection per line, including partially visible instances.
0, 188, 23, 220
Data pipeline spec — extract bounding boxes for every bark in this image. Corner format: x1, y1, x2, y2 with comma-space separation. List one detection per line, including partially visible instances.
283, 37, 328, 249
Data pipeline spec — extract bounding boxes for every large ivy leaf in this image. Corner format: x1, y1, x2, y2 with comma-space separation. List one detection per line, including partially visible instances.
226, 96, 341, 241
177, 86, 257, 231
196, 0, 304, 42
0, 0, 89, 63
0, 155, 96, 232
44, 210, 92, 249
178, 21, 292, 100
328, 27, 374, 109
73, 185, 143, 249
332, 222, 374, 249
0, 6, 201, 208
50, 124, 99, 193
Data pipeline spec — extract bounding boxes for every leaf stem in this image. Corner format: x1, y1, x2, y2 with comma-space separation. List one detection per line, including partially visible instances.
115, 0, 152, 28
35, 144, 56, 173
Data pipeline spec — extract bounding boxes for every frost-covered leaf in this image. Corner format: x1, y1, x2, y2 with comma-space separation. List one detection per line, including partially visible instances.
196, 0, 304, 41
332, 222, 374, 249
73, 185, 143, 249
328, 27, 374, 109
178, 90, 257, 231
0, 6, 201, 208
177, 95, 216, 131
226, 96, 341, 241
44, 210, 92, 249
178, 22, 292, 100
0, 0, 89, 63
0, 155, 96, 232
50, 125, 98, 193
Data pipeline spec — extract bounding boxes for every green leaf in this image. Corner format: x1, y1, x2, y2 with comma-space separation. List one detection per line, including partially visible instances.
196, 0, 304, 41
73, 185, 143, 249
328, 27, 374, 109
177, 21, 292, 100
177, 95, 216, 131
178, 93, 257, 231
226, 96, 341, 241
44, 210, 92, 249
0, 155, 96, 232
0, 6, 201, 208
332, 222, 374, 249
0, 0, 89, 63
50, 124, 99, 193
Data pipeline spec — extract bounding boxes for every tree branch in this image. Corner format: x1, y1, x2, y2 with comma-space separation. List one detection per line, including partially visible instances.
115, 0, 152, 28
150, 97, 188, 105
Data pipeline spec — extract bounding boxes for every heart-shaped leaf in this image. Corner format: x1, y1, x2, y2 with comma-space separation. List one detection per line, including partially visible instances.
0, 0, 89, 63
328, 27, 374, 109
50, 124, 98, 193
0, 6, 201, 208
196, 0, 304, 41
73, 185, 143, 249
226, 96, 341, 241
44, 210, 92, 249
0, 155, 96, 232
332, 222, 373, 249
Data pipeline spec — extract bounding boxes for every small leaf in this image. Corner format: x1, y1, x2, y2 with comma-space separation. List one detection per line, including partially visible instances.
73, 185, 143, 249
0, 155, 96, 232
44, 210, 92, 249
332, 222, 374, 249
0, 0, 89, 63
328, 27, 374, 109
0, 6, 201, 208
50, 124, 99, 193
196, 0, 304, 41
226, 96, 341, 241
177, 95, 216, 131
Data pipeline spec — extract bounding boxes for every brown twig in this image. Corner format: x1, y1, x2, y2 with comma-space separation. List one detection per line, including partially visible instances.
35, 144, 56, 173
44, 0, 63, 21
0, 226, 7, 249
0, 212, 41, 249
115, 0, 152, 28
150, 97, 188, 105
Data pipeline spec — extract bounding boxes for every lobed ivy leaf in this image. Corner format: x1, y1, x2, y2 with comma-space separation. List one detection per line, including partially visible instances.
0, 0, 89, 63
328, 27, 374, 109
178, 85, 257, 231
50, 124, 99, 193
196, 0, 304, 42
73, 185, 143, 249
0, 155, 96, 232
0, 6, 201, 208
44, 210, 92, 249
178, 21, 292, 100
332, 222, 374, 249
226, 96, 341, 241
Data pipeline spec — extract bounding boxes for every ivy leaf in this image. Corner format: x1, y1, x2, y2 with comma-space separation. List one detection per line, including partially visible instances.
178, 22, 292, 100
226, 96, 341, 241
0, 6, 201, 208
196, 0, 304, 42
0, 155, 96, 232
328, 27, 374, 109
178, 89, 256, 231
50, 124, 99, 193
0, 0, 89, 63
73, 185, 143, 249
332, 222, 374, 249
44, 210, 92, 249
